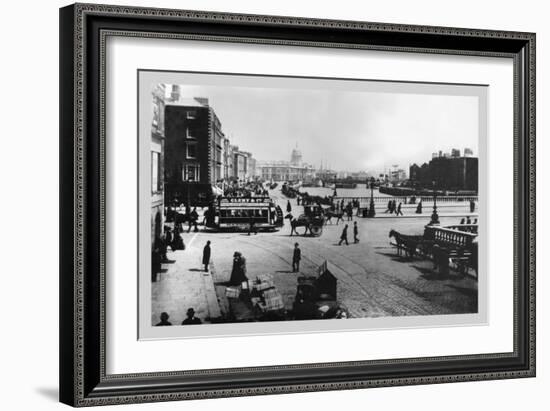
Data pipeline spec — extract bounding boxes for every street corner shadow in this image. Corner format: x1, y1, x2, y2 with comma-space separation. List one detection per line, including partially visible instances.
376, 251, 413, 262
189, 268, 205, 272
412, 265, 448, 281
162, 259, 176, 264
446, 284, 478, 299
158, 268, 168, 274
35, 387, 58, 402
275, 270, 294, 274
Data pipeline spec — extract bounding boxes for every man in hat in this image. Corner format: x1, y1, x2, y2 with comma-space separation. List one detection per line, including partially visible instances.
292, 242, 301, 273
188, 207, 199, 233
202, 240, 211, 272
156, 312, 172, 326
338, 224, 349, 246
181, 308, 202, 325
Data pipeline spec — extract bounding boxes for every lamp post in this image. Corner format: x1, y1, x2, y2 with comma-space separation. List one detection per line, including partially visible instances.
429, 180, 440, 225
368, 177, 376, 218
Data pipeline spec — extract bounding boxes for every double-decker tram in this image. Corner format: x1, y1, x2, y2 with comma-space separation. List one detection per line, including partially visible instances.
204, 197, 284, 231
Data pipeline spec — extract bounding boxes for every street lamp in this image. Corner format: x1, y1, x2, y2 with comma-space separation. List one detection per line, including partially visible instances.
368, 177, 376, 218
429, 179, 440, 225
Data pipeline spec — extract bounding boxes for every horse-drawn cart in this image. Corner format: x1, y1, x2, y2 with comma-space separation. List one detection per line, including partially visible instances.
289, 205, 325, 237
388, 224, 478, 278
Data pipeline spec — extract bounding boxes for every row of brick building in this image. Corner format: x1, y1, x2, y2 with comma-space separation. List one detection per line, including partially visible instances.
150, 84, 260, 246
409, 149, 478, 192
161, 85, 258, 206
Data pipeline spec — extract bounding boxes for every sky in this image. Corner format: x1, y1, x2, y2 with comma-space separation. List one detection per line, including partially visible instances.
169, 84, 480, 174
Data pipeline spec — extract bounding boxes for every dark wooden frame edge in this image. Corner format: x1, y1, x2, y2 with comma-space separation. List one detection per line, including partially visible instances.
59, 3, 535, 407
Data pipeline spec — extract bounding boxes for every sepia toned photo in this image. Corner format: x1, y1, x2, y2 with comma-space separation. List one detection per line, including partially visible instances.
139, 71, 486, 339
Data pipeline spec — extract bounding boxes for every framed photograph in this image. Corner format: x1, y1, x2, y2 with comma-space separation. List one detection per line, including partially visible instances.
59, 3, 536, 407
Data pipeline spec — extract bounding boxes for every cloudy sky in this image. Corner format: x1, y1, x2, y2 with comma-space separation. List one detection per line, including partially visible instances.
172, 84, 480, 174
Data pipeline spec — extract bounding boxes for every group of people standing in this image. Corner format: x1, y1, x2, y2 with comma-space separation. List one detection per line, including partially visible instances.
327, 199, 360, 220
152, 226, 185, 279
459, 216, 477, 225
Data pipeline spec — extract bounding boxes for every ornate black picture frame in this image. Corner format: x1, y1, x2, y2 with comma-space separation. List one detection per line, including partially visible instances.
59, 3, 535, 407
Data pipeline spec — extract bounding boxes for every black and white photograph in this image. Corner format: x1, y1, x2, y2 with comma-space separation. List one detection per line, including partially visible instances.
52, 2, 537, 407
140, 71, 486, 338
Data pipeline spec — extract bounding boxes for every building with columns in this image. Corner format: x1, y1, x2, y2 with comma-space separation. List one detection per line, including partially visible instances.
257, 146, 315, 182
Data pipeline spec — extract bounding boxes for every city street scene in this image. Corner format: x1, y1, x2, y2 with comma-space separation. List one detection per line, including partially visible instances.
147, 77, 482, 332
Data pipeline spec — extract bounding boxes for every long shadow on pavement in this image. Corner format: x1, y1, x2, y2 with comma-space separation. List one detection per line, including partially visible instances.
411, 265, 464, 282
376, 250, 416, 262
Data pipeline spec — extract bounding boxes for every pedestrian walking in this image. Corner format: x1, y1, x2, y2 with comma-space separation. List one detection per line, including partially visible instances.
202, 240, 211, 272
156, 233, 168, 261
286, 200, 292, 213
292, 242, 301, 272
396, 202, 403, 216
416, 201, 422, 214
165, 227, 173, 251
353, 221, 359, 243
470, 200, 476, 213
346, 203, 353, 221
338, 224, 349, 246
152, 249, 161, 280
248, 214, 258, 235
188, 207, 199, 232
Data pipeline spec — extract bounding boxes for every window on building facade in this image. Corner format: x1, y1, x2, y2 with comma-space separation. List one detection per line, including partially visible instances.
186, 127, 197, 139
151, 151, 161, 193
152, 100, 159, 131
186, 142, 198, 159
186, 110, 197, 119
183, 164, 200, 182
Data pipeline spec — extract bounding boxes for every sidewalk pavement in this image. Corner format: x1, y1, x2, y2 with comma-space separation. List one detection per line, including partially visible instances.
151, 233, 221, 326
363, 212, 479, 219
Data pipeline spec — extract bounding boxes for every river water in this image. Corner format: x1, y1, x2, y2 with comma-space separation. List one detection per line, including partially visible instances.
297, 186, 392, 198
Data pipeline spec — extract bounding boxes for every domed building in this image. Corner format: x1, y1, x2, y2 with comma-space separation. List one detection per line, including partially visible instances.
257, 145, 315, 182
290, 145, 303, 166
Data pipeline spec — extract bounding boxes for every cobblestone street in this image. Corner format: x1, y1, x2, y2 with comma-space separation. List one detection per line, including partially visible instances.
152, 187, 478, 325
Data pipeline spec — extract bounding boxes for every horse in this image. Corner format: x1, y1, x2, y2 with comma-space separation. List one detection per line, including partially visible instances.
285, 213, 315, 236
388, 229, 423, 258
324, 210, 344, 225
285, 213, 311, 237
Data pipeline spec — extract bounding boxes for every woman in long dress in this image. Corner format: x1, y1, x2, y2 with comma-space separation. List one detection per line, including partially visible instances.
229, 252, 248, 285
171, 230, 185, 250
